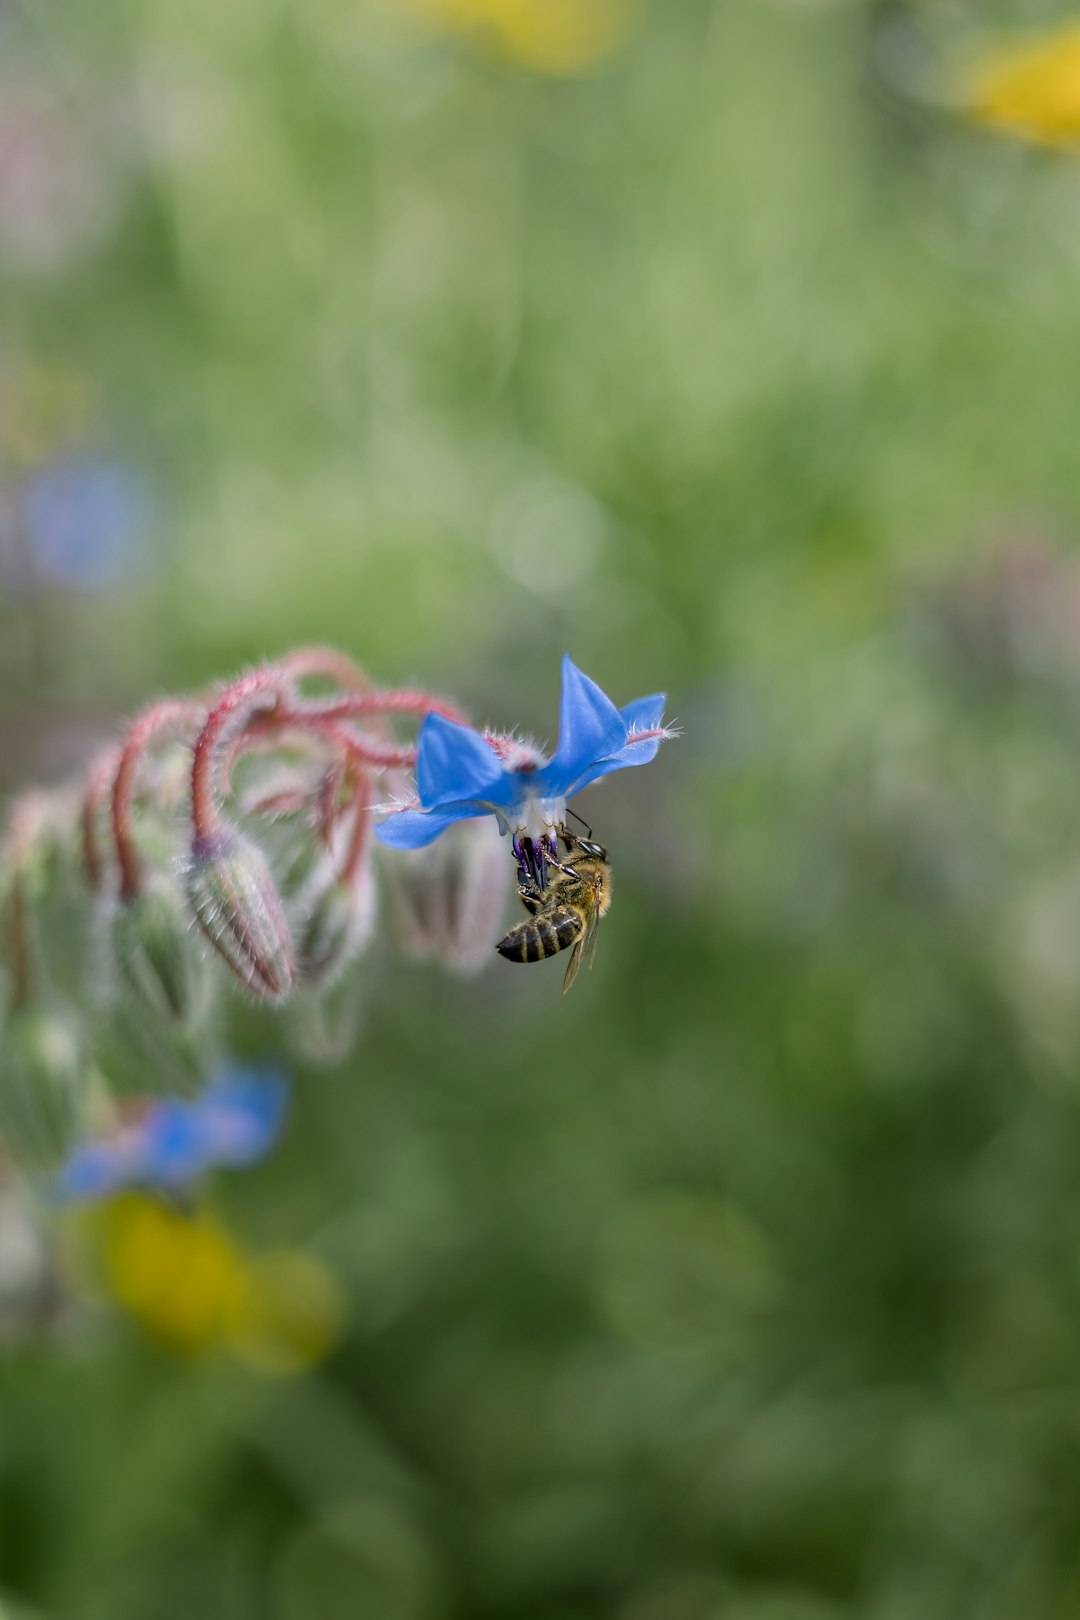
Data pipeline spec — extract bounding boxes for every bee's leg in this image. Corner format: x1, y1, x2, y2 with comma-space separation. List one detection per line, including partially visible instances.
516, 872, 545, 915
545, 853, 581, 881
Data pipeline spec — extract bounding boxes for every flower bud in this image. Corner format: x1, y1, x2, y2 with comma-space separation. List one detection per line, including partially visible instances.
384, 816, 509, 973
109, 877, 210, 1022
93, 998, 215, 1100
0, 1006, 89, 1175
296, 860, 377, 988
286, 969, 373, 1068
183, 832, 297, 1001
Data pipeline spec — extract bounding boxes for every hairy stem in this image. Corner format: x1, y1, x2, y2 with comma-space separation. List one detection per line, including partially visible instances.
304, 721, 378, 884
279, 645, 375, 694
295, 690, 470, 728
112, 699, 204, 899
340, 767, 373, 885
81, 747, 121, 891
190, 669, 289, 847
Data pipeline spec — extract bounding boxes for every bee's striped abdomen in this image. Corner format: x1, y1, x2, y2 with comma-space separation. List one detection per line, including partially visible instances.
537, 907, 583, 957
496, 906, 583, 964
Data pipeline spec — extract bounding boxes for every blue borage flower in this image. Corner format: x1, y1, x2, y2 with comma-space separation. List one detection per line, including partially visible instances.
52, 1065, 288, 1202
22, 455, 154, 593
375, 653, 673, 853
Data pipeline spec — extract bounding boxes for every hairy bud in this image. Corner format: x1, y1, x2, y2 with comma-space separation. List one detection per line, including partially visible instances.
385, 817, 508, 973
296, 860, 377, 987
109, 878, 210, 1022
0, 1007, 89, 1175
286, 973, 371, 1068
93, 999, 216, 1100
184, 833, 297, 1001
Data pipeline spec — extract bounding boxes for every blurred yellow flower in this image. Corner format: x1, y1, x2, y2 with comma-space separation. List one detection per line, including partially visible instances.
411, 0, 636, 75
227, 1249, 345, 1377
100, 1194, 241, 1353
86, 1193, 344, 1371
964, 23, 1080, 147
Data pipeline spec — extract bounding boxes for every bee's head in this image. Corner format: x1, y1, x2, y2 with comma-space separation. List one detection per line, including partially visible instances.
578, 838, 607, 861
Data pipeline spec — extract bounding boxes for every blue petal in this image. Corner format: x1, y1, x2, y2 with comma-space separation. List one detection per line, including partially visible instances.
54, 1141, 128, 1201
619, 692, 666, 733
533, 654, 626, 797
140, 1105, 205, 1183
562, 694, 668, 795
51, 1067, 290, 1202
202, 1068, 288, 1163
416, 714, 504, 809
376, 802, 486, 850
565, 748, 657, 796
604, 733, 664, 769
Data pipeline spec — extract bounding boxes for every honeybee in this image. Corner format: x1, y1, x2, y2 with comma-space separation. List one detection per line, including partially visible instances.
496, 825, 612, 993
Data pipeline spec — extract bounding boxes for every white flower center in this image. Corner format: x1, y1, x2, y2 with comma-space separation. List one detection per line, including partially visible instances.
496, 787, 566, 842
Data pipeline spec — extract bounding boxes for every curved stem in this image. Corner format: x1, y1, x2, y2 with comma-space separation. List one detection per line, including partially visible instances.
217, 716, 414, 830
295, 690, 470, 727
302, 730, 416, 770
112, 699, 204, 899
304, 720, 378, 885
279, 652, 405, 775
340, 766, 373, 885
190, 669, 288, 847
81, 746, 121, 891
192, 668, 466, 859
241, 710, 418, 770
279, 646, 375, 694
195, 673, 463, 843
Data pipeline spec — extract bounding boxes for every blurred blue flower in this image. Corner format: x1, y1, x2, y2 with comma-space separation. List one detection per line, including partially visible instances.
376, 652, 671, 849
21, 454, 153, 592
52, 1065, 288, 1202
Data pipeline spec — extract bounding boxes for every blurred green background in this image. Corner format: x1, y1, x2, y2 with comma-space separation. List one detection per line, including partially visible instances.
7, 0, 1080, 1615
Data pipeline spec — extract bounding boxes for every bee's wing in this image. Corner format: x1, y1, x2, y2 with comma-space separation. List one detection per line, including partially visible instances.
562, 936, 586, 993
584, 906, 602, 972
562, 877, 603, 994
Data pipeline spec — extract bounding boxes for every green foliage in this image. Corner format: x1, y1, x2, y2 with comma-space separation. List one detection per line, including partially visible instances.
5, 0, 1080, 1616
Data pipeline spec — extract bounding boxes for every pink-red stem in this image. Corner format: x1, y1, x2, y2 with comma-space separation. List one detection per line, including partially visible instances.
306, 720, 378, 885
340, 767, 372, 885
193, 664, 468, 852
294, 691, 469, 727
81, 747, 121, 891
112, 699, 204, 899
240, 710, 418, 771
190, 669, 289, 846
278, 645, 375, 693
